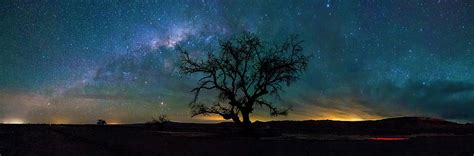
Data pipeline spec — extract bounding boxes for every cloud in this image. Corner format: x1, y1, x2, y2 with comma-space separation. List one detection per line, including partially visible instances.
278, 79, 474, 122
396, 81, 474, 120
356, 80, 474, 122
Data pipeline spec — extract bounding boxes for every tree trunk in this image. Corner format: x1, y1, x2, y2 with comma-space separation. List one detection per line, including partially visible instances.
231, 115, 241, 125
241, 111, 251, 128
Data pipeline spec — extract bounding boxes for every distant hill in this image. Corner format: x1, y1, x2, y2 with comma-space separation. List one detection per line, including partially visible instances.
378, 117, 459, 128
248, 116, 469, 135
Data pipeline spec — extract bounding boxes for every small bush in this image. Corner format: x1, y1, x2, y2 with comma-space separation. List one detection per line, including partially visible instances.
148, 115, 170, 124
97, 119, 107, 125
146, 115, 171, 129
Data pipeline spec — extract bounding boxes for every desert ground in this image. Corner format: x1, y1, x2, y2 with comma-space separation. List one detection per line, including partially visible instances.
1, 117, 474, 156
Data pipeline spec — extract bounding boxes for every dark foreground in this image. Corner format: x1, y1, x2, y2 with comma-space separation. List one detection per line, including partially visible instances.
1, 117, 474, 156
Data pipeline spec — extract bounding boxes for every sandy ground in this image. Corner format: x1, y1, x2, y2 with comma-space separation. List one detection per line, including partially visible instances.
0, 124, 474, 156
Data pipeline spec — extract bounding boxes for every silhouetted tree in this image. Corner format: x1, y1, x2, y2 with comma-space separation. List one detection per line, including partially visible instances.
148, 115, 171, 124
96, 119, 107, 125
178, 32, 310, 128
146, 115, 171, 129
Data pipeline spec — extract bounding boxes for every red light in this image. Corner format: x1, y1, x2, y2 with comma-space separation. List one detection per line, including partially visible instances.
368, 137, 409, 141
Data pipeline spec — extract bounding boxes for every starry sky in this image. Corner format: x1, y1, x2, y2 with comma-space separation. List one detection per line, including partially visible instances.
0, 0, 473, 124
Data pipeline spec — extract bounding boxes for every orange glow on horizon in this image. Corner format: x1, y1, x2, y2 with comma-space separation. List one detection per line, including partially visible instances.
194, 115, 226, 122
191, 112, 382, 123
309, 113, 383, 121
107, 118, 123, 124
50, 117, 70, 124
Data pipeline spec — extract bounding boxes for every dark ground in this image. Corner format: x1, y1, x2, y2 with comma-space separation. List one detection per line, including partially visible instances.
1, 117, 474, 156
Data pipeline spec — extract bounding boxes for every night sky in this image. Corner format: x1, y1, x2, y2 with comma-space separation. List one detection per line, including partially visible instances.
1, 0, 473, 124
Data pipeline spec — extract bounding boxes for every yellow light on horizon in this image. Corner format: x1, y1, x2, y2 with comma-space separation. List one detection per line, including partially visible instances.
321, 117, 369, 121
2, 118, 26, 124
312, 112, 383, 122
107, 118, 123, 125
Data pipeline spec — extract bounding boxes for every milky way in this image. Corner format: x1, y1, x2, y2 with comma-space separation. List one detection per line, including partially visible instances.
0, 0, 473, 124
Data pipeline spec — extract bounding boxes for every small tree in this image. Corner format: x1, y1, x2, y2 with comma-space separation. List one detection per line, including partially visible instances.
146, 115, 171, 129
149, 115, 170, 124
179, 33, 310, 128
96, 119, 107, 125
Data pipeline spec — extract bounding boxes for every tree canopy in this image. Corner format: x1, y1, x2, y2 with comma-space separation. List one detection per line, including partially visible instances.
178, 32, 310, 127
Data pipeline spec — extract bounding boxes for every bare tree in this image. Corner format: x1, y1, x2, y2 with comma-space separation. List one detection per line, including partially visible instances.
178, 32, 310, 128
